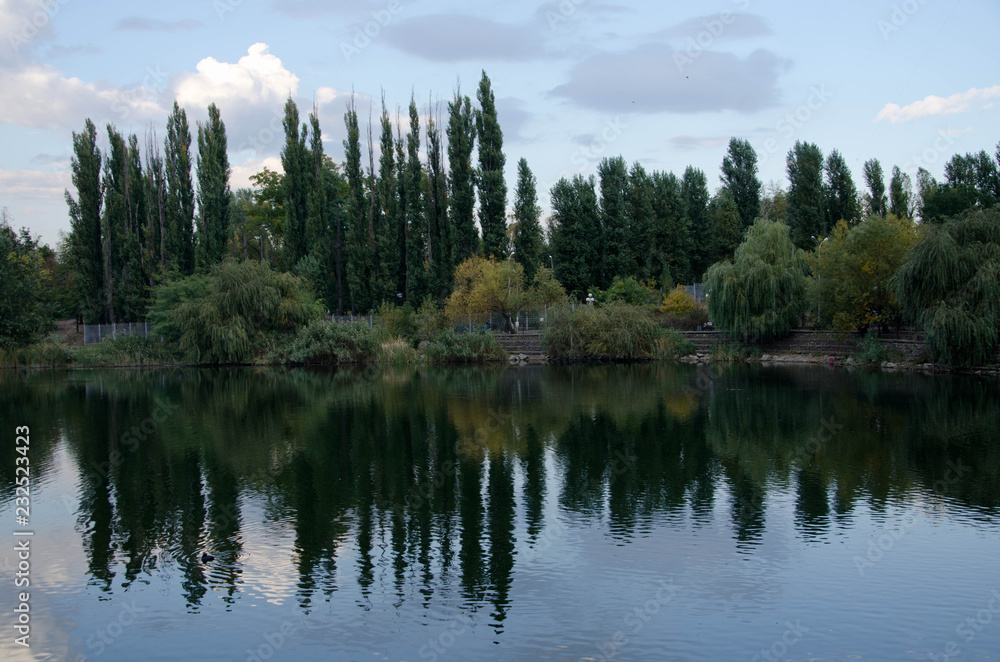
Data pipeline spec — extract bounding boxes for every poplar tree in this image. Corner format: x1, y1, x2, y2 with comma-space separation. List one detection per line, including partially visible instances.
281, 97, 310, 268
597, 156, 628, 286
625, 163, 654, 281
196, 103, 232, 269
786, 141, 827, 248
426, 104, 451, 298
650, 171, 689, 284
824, 149, 859, 225
448, 88, 477, 265
863, 158, 888, 218
405, 96, 427, 301
550, 175, 600, 297
66, 118, 105, 322
889, 165, 913, 219
475, 71, 507, 258
344, 97, 371, 313
720, 138, 762, 229
165, 102, 195, 275
682, 166, 712, 281
512, 158, 543, 284
376, 98, 400, 303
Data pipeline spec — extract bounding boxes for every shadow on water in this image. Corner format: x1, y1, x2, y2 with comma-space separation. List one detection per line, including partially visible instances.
2, 363, 998, 616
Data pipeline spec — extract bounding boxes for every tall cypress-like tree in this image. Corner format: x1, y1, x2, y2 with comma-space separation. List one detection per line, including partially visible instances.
720, 137, 762, 230
650, 170, 690, 284
550, 175, 601, 298
101, 126, 127, 322
825, 149, 860, 225
66, 118, 104, 322
448, 87, 477, 265
395, 116, 409, 299
376, 97, 400, 304
597, 156, 628, 287
144, 133, 168, 275
196, 103, 232, 268
786, 141, 827, 248
426, 103, 451, 298
165, 102, 195, 275
344, 96, 371, 313
624, 163, 654, 281
682, 166, 712, 281
512, 158, 543, 284
405, 96, 427, 301
475, 71, 507, 258
863, 158, 888, 218
281, 97, 310, 268
889, 165, 913, 219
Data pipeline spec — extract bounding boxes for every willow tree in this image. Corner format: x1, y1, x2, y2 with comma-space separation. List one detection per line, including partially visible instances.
895, 209, 1000, 367
706, 218, 807, 342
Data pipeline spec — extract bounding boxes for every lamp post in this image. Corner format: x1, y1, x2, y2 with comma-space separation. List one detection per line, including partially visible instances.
549, 254, 554, 271
812, 235, 828, 326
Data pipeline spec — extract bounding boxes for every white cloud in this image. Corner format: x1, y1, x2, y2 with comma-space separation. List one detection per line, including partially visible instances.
0, 167, 71, 199
0, 64, 163, 129
174, 43, 299, 110
230, 156, 283, 191
875, 85, 1000, 123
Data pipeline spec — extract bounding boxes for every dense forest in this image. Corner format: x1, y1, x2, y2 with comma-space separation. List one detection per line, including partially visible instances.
2, 69, 999, 365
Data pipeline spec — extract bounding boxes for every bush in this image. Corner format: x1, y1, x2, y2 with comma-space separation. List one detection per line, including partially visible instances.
0, 342, 70, 369
274, 319, 383, 364
424, 330, 507, 364
379, 338, 419, 365
73, 335, 176, 367
542, 303, 662, 359
660, 304, 710, 331
603, 276, 656, 306
659, 286, 696, 315
654, 329, 696, 360
852, 331, 890, 367
415, 297, 449, 342
149, 261, 323, 364
376, 302, 418, 342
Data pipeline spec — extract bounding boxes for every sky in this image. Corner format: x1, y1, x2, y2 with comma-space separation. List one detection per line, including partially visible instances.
0, 0, 997, 245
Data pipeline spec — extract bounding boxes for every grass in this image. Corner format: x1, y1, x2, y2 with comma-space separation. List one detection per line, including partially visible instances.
423, 330, 507, 364
543, 303, 663, 360
0, 342, 71, 369
72, 335, 178, 367
653, 329, 697, 360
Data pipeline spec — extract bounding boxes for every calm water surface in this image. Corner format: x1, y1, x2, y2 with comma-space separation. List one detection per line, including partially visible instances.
1, 364, 999, 661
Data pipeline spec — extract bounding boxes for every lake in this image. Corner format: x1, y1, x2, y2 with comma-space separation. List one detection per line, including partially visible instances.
1, 364, 999, 661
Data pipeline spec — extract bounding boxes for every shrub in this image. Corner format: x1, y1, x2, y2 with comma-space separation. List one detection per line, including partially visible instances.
275, 319, 383, 364
377, 301, 418, 342
73, 335, 176, 367
379, 338, 419, 365
603, 276, 655, 306
654, 329, 696, 360
542, 303, 661, 359
659, 286, 696, 315
0, 342, 71, 369
852, 331, 890, 367
149, 261, 323, 364
424, 330, 507, 364
415, 297, 449, 342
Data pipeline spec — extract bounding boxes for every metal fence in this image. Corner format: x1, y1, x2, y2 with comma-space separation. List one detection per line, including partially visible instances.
684, 283, 706, 303
83, 322, 154, 345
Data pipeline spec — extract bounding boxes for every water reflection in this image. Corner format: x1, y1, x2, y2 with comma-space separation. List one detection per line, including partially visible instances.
2, 364, 999, 615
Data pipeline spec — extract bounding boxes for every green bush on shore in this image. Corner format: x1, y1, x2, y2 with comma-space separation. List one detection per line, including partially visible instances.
0, 342, 71, 369
543, 303, 668, 360
73, 335, 178, 367
424, 330, 507, 364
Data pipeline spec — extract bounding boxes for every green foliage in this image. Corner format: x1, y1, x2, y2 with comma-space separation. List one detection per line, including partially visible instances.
447, 89, 477, 265
863, 158, 888, 218
812, 215, 916, 332
598, 156, 629, 285
542, 303, 661, 359
196, 103, 232, 269
423, 330, 506, 363
786, 141, 827, 248
550, 174, 601, 298
852, 331, 890, 367
0, 342, 70, 369
66, 119, 105, 322
73, 335, 177, 367
150, 260, 322, 364
513, 157, 544, 283
706, 218, 807, 342
825, 149, 860, 225
476, 71, 507, 259
682, 166, 712, 281
604, 275, 653, 306
653, 328, 696, 360
274, 319, 383, 364
415, 296, 449, 342
0, 219, 54, 346
720, 137, 762, 230
895, 209, 1000, 367
376, 302, 418, 342
165, 102, 196, 275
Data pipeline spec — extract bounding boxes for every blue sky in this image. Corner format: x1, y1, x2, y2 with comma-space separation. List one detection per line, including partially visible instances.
1, 0, 997, 244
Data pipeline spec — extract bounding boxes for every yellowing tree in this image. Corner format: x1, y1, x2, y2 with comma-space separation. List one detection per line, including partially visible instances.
812, 214, 917, 332
446, 257, 566, 333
